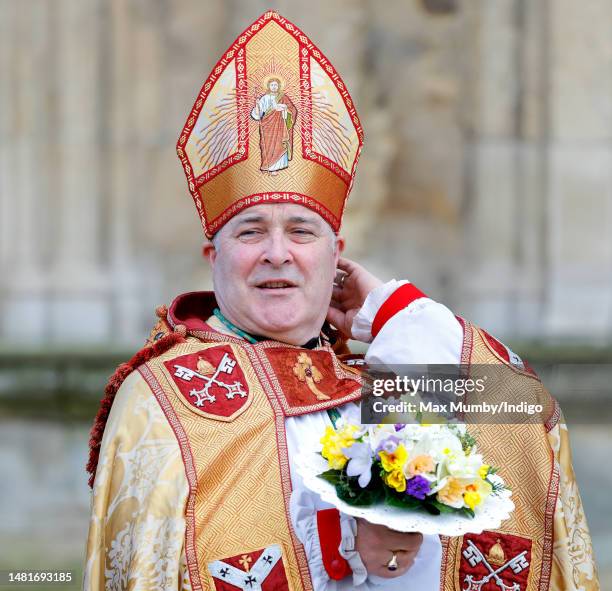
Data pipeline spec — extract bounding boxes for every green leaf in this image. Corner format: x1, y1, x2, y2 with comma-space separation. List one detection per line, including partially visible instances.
460, 507, 475, 518
423, 501, 441, 515
426, 499, 456, 514
384, 493, 421, 509
459, 431, 478, 454
335, 473, 384, 506
318, 470, 343, 486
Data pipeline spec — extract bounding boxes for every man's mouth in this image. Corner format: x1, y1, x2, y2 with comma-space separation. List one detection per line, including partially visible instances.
255, 280, 297, 290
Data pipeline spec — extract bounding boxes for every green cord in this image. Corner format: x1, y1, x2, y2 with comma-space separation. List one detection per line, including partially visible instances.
327, 408, 341, 429
213, 308, 258, 344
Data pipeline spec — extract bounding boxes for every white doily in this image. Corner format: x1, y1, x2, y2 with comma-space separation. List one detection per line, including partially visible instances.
294, 447, 514, 537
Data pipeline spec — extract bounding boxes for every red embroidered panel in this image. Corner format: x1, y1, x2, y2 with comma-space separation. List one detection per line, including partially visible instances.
208, 545, 290, 591
164, 346, 251, 420
263, 347, 360, 409
459, 532, 532, 591
480, 328, 538, 378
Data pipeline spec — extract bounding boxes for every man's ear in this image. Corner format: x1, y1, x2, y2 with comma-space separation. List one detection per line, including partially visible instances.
335, 236, 345, 263
202, 240, 217, 265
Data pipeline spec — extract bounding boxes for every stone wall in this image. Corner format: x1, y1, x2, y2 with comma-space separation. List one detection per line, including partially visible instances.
1, 0, 611, 345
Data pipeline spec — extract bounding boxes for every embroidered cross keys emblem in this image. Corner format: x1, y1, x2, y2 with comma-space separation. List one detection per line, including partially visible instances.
173, 352, 247, 407
165, 346, 252, 421
293, 352, 330, 400
460, 533, 531, 591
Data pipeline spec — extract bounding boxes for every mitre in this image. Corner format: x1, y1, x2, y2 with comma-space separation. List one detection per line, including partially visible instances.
176, 10, 364, 238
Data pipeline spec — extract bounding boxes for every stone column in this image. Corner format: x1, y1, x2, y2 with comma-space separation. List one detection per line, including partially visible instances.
0, 0, 52, 342
49, 0, 110, 343
544, 0, 612, 341
457, 0, 525, 336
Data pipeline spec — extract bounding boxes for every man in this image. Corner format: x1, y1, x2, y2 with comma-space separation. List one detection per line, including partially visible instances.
84, 10, 599, 591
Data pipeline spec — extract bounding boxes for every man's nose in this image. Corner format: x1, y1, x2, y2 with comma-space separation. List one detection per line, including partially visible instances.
261, 232, 293, 267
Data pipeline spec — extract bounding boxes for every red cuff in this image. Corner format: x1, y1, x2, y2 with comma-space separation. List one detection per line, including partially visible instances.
371, 283, 428, 338
316, 509, 352, 580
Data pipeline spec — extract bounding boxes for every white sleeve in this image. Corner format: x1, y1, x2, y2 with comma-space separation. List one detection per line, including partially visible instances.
287, 408, 369, 591
287, 403, 442, 590
352, 279, 463, 365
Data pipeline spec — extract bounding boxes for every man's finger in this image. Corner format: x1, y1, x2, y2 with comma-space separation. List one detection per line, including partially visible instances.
383, 531, 423, 551
330, 284, 347, 301
326, 307, 350, 338
337, 257, 361, 273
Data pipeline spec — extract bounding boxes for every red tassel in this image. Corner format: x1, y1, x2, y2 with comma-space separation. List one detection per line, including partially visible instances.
86, 332, 185, 488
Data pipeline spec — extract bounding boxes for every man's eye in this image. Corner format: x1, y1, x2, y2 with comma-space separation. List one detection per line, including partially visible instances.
238, 229, 260, 237
292, 228, 314, 236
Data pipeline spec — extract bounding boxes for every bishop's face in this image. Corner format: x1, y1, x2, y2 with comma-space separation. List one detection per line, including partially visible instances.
205, 203, 344, 345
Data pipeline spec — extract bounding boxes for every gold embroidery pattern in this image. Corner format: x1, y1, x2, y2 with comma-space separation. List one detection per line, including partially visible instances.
239, 555, 252, 571
176, 11, 364, 239
246, 343, 315, 590
442, 325, 558, 591
190, 330, 362, 415
293, 352, 330, 400
139, 364, 203, 591
144, 341, 314, 591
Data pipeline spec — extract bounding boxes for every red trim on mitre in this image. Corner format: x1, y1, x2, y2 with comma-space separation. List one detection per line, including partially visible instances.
316, 509, 352, 581
176, 10, 364, 239
208, 192, 341, 236
86, 331, 186, 488
371, 283, 428, 338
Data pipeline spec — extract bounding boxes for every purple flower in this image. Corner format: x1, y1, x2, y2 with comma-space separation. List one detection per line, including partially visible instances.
394, 424, 406, 432
376, 435, 401, 454
406, 475, 431, 500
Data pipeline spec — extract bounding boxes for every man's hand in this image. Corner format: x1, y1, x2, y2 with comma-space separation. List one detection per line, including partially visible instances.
355, 518, 423, 578
327, 257, 383, 339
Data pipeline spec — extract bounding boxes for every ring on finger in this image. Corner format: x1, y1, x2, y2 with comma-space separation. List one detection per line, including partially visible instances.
386, 551, 399, 571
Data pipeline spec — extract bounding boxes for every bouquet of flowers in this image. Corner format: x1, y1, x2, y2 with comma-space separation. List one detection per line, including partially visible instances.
318, 422, 506, 517
293, 418, 514, 534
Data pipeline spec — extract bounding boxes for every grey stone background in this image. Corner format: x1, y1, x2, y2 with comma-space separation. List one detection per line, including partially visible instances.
0, 0, 610, 588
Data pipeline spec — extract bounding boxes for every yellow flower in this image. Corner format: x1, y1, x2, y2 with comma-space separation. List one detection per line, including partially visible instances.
464, 490, 481, 510
464, 482, 482, 509
320, 425, 358, 470
379, 444, 408, 472
479, 464, 490, 480
437, 476, 464, 506
473, 477, 493, 498
463, 479, 492, 509
406, 454, 435, 476
384, 469, 406, 492
326, 453, 349, 470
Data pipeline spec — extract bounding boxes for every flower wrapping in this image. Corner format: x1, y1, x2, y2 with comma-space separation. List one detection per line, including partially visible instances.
317, 421, 508, 519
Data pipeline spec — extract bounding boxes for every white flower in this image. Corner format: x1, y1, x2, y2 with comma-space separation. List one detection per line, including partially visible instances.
411, 429, 463, 463
343, 442, 373, 488
446, 453, 483, 480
